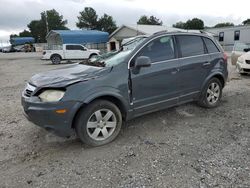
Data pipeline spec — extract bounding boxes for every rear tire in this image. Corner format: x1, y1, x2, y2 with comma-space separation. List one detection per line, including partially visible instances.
197, 78, 222, 108
75, 100, 122, 146
51, 54, 61, 64
89, 53, 97, 59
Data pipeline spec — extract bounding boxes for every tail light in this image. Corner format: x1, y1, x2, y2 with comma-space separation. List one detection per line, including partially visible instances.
223, 52, 228, 63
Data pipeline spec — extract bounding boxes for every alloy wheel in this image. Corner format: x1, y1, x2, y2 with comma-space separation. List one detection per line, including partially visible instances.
206, 82, 220, 105
86, 109, 117, 141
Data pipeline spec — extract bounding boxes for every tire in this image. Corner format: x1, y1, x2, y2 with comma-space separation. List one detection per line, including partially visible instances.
197, 78, 222, 108
75, 100, 122, 146
50, 54, 61, 64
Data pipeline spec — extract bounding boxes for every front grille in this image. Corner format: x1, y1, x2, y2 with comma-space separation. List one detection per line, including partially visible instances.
23, 83, 36, 97
243, 69, 250, 72
245, 60, 250, 64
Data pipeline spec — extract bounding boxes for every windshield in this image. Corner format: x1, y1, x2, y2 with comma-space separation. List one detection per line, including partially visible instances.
234, 42, 250, 52
104, 50, 132, 67
122, 37, 147, 51
80, 36, 147, 67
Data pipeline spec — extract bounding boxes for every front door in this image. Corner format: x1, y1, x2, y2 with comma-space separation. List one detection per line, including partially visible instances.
130, 35, 180, 115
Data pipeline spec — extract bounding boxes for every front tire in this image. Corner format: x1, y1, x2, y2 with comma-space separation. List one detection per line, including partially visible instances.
75, 100, 122, 146
198, 78, 222, 108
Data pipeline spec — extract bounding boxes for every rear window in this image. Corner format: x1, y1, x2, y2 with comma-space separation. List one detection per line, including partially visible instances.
203, 37, 220, 53
177, 35, 205, 58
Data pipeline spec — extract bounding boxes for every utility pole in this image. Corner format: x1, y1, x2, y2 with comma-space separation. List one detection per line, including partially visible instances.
45, 11, 49, 35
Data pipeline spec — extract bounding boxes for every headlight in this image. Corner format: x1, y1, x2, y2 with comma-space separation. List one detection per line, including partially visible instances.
39, 90, 65, 102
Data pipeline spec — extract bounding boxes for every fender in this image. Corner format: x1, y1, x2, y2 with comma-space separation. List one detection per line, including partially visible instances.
50, 53, 62, 60
82, 86, 130, 111
201, 70, 226, 91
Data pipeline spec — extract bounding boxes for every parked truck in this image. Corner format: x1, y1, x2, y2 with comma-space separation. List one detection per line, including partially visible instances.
42, 44, 100, 64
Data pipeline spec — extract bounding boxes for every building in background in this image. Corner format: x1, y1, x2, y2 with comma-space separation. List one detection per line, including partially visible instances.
10, 37, 35, 46
206, 25, 250, 51
108, 24, 185, 51
46, 30, 109, 51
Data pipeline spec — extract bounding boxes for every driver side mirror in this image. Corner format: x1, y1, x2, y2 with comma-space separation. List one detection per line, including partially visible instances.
132, 56, 151, 74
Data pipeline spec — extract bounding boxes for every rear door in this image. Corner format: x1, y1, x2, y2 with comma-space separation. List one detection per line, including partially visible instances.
64, 45, 76, 59
65, 45, 88, 59
74, 45, 89, 59
176, 35, 212, 102
130, 35, 181, 115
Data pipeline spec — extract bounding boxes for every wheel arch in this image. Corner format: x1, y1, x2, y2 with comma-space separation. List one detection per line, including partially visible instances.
71, 95, 128, 129
202, 72, 226, 90
89, 53, 98, 59
50, 53, 62, 60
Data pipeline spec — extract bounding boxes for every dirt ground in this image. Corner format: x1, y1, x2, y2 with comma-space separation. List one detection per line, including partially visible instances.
0, 52, 249, 188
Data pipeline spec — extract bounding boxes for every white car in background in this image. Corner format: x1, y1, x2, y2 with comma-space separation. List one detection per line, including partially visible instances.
231, 42, 250, 65
42, 44, 100, 64
236, 51, 250, 75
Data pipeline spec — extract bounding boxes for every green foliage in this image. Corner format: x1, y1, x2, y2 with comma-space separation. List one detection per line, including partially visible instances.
173, 18, 204, 30
97, 14, 117, 34
214, 22, 234, 28
76, 7, 117, 34
185, 18, 204, 29
172, 21, 186, 29
9, 34, 18, 40
27, 9, 68, 42
19, 30, 32, 37
243, 19, 250, 25
137, 15, 163, 25
76, 7, 98, 30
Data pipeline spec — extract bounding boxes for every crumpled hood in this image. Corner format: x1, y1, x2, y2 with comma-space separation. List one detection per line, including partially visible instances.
30, 63, 111, 87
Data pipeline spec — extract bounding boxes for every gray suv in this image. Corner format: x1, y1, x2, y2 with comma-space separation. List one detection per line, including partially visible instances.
22, 32, 228, 146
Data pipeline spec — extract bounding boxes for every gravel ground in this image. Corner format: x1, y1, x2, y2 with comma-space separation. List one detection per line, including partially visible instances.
0, 52, 249, 188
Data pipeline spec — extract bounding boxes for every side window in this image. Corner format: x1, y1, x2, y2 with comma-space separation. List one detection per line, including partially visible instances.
137, 36, 175, 63
203, 37, 220, 53
234, 30, 240, 41
219, 32, 224, 42
75, 45, 84, 50
177, 35, 205, 57
66, 45, 75, 50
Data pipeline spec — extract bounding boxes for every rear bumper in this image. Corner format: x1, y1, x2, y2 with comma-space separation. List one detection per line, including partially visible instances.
21, 96, 83, 137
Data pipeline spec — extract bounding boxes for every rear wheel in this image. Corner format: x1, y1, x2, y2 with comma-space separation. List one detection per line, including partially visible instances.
89, 53, 97, 59
198, 78, 222, 108
51, 55, 61, 64
75, 100, 122, 146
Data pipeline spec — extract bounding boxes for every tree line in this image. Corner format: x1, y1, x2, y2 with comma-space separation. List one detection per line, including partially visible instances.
10, 7, 250, 43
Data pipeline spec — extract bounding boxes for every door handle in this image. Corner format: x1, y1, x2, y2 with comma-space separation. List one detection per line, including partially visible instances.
202, 62, 211, 67
171, 68, 179, 74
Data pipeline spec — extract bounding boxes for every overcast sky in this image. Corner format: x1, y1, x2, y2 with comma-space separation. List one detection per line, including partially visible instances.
0, 0, 249, 42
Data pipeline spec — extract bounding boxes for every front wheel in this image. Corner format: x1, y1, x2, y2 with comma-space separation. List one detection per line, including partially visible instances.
198, 78, 222, 108
75, 100, 122, 146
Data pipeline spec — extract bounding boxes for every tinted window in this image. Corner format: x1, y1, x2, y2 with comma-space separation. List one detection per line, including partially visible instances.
203, 37, 219, 53
66, 45, 75, 50
219, 32, 224, 42
137, 36, 175, 62
177, 35, 205, 57
66, 45, 84, 50
234, 30, 240, 41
